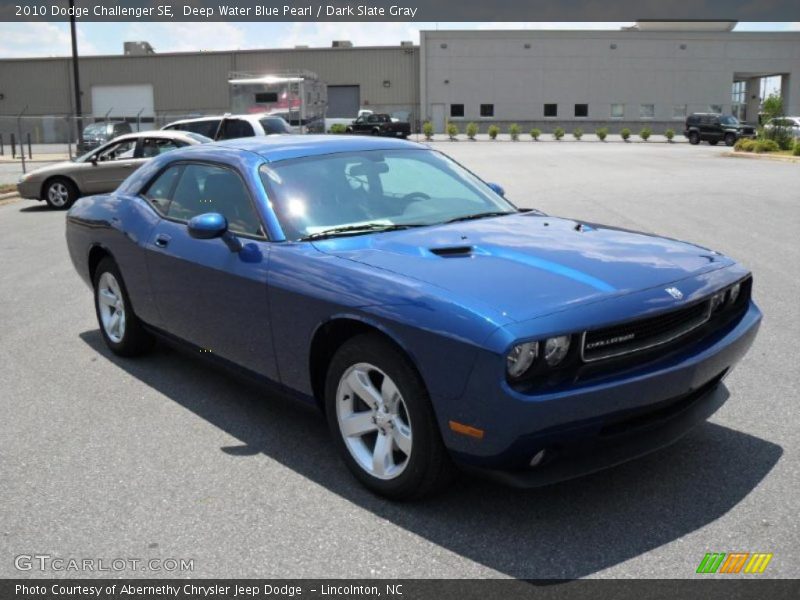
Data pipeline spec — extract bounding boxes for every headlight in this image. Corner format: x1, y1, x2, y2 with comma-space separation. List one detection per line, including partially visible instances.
506, 342, 538, 379
709, 291, 725, 313
17, 173, 29, 183
544, 335, 571, 366
729, 282, 741, 304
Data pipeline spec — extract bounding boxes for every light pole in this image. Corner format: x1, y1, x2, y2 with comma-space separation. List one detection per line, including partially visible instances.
69, 0, 83, 146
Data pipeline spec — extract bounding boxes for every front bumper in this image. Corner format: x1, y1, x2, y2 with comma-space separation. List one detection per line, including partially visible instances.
444, 301, 761, 484
16, 179, 40, 199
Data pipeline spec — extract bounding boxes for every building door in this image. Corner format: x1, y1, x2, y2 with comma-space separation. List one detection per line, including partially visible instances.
431, 104, 446, 133
328, 85, 360, 118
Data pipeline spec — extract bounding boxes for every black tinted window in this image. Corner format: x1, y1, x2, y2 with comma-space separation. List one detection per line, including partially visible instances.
220, 119, 255, 140
140, 137, 183, 158
259, 118, 292, 134
167, 164, 264, 237
182, 120, 221, 138
143, 165, 182, 213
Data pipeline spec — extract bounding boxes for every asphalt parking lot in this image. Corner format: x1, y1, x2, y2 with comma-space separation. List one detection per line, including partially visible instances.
1, 141, 798, 579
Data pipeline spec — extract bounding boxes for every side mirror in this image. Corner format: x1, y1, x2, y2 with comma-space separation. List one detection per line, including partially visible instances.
90, 156, 98, 166
187, 212, 242, 252
487, 182, 505, 197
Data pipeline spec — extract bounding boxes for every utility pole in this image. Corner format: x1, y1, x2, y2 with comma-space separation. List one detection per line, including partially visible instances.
69, 0, 84, 146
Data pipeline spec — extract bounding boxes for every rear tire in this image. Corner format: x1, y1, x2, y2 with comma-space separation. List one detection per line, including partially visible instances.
325, 334, 456, 500
689, 131, 700, 145
93, 257, 154, 357
44, 177, 78, 210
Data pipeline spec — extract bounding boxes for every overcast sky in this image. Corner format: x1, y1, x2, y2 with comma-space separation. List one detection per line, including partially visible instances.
0, 21, 799, 58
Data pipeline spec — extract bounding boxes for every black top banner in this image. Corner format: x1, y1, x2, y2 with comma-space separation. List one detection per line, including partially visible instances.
1, 0, 800, 22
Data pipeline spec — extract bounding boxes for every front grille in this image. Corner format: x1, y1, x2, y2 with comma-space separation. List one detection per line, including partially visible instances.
581, 300, 711, 362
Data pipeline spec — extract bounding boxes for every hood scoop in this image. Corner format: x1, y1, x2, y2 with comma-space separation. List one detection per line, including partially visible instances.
429, 245, 474, 258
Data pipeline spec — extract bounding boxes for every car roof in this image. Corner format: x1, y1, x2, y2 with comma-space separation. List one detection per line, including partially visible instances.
115, 130, 206, 142
211, 134, 425, 162
165, 113, 272, 126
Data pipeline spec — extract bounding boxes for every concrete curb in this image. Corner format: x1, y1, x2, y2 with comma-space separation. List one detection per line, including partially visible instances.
724, 151, 800, 163
0, 193, 21, 205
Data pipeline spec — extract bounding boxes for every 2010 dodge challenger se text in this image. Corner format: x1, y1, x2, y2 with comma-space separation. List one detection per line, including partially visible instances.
66, 136, 761, 500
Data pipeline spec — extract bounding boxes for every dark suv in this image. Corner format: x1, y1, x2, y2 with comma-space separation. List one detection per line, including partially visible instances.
78, 121, 133, 153
684, 113, 756, 146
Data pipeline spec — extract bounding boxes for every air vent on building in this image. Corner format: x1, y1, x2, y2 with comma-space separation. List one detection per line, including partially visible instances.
680, 43, 687, 49
610, 43, 618, 49
332, 40, 353, 48
524, 43, 531, 49
440, 43, 448, 49
400, 41, 414, 47
295, 45, 309, 49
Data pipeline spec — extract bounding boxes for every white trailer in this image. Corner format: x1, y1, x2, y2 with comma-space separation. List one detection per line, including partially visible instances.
228, 71, 327, 134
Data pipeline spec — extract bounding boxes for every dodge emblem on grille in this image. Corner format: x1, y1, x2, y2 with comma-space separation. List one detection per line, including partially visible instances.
665, 287, 683, 300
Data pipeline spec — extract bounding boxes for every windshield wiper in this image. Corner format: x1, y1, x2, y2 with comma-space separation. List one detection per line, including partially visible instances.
444, 210, 517, 224
300, 222, 426, 241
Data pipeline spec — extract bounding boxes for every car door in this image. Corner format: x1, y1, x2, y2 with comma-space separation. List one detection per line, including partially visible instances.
351, 116, 367, 133
78, 137, 143, 193
142, 161, 278, 380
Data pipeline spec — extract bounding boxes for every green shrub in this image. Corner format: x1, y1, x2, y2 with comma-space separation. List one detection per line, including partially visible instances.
328, 123, 347, 134
595, 127, 608, 141
553, 127, 565, 140
488, 124, 500, 140
446, 122, 459, 141
508, 123, 521, 141
639, 127, 652, 141
572, 127, 583, 140
530, 127, 541, 141
754, 139, 779, 153
466, 122, 478, 140
422, 121, 434, 141
620, 128, 631, 141
665, 129, 675, 142
734, 138, 756, 152
794, 140, 800, 156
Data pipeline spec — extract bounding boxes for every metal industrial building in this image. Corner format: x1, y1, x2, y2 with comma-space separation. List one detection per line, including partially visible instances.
1, 21, 798, 140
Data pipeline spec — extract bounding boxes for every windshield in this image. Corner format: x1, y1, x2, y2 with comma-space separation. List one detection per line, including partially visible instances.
259, 149, 517, 241
184, 132, 213, 143
720, 115, 740, 125
83, 123, 110, 135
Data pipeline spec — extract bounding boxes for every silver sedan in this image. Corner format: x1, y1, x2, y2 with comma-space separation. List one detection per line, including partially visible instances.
17, 129, 211, 209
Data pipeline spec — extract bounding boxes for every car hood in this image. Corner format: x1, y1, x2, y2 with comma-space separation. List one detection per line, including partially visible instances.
312, 214, 733, 322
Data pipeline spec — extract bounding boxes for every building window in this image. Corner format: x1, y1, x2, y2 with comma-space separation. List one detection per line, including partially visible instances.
450, 104, 464, 118
611, 103, 624, 119
709, 104, 723, 114
574, 104, 588, 118
480, 104, 494, 117
543, 103, 557, 117
639, 104, 655, 119
672, 105, 687, 119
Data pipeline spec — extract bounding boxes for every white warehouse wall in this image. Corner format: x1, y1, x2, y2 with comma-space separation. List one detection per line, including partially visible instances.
420, 29, 800, 132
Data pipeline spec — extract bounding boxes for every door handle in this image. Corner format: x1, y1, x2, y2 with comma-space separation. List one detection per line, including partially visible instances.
154, 234, 171, 248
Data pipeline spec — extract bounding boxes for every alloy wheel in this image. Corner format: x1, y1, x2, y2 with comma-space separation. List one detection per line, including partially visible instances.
97, 272, 126, 343
335, 363, 413, 480
47, 182, 69, 207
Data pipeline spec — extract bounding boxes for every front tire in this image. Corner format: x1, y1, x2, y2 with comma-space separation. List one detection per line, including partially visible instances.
44, 177, 78, 210
93, 257, 154, 357
689, 131, 700, 145
325, 334, 455, 500
724, 133, 736, 146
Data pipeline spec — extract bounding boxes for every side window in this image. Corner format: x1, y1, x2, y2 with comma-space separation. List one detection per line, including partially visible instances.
367, 115, 379, 124
167, 163, 264, 237
184, 120, 221, 139
142, 165, 183, 214
139, 138, 182, 158
96, 139, 137, 162
220, 119, 255, 140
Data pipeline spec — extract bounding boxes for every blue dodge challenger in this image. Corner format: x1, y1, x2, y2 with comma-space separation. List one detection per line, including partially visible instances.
66, 136, 761, 499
